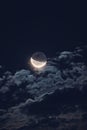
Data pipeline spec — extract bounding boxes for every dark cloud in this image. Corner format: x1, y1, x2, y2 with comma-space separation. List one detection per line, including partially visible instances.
0, 46, 87, 129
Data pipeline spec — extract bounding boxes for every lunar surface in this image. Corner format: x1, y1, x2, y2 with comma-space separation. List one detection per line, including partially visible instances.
0, 45, 87, 130
30, 52, 47, 70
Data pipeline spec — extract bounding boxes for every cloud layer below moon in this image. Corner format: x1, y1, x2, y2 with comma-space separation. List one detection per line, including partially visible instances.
0, 46, 87, 129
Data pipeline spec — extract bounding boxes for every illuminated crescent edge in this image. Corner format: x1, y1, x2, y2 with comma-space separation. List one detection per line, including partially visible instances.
30, 57, 47, 69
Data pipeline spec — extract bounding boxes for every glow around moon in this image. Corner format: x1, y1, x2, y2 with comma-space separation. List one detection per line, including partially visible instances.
30, 57, 47, 69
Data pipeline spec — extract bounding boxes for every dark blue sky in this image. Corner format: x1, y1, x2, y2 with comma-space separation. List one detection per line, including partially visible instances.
0, 1, 87, 70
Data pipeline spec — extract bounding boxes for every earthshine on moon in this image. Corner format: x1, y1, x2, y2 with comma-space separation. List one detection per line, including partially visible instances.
29, 52, 47, 70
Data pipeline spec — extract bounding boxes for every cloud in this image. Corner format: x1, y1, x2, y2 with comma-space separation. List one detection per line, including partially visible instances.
12, 69, 34, 86
0, 47, 87, 105
0, 46, 87, 129
0, 86, 9, 94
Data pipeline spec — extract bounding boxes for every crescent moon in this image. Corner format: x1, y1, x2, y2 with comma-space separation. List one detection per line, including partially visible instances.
30, 57, 47, 69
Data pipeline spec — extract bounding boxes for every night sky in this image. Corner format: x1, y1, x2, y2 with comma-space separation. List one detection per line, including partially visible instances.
0, 1, 87, 70
0, 2, 87, 130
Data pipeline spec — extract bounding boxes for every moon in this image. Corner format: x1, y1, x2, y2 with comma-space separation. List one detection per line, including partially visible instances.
30, 57, 47, 69
29, 52, 47, 70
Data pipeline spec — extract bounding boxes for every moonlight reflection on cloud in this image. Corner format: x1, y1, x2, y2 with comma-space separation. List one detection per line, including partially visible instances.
29, 52, 47, 70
